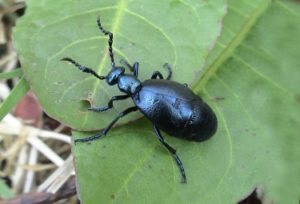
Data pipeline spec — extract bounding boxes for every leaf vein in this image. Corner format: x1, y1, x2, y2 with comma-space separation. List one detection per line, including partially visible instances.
232, 53, 294, 98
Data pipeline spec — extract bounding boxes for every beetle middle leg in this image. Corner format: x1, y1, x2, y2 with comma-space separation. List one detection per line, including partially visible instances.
153, 125, 187, 183
151, 71, 164, 79
75, 106, 138, 144
151, 63, 172, 80
88, 94, 130, 112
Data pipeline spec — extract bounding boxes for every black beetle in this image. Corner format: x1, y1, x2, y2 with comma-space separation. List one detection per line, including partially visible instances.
62, 17, 217, 183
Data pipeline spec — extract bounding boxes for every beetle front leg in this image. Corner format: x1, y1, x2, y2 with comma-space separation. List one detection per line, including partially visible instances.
88, 95, 130, 112
120, 59, 139, 77
153, 125, 187, 183
75, 106, 138, 143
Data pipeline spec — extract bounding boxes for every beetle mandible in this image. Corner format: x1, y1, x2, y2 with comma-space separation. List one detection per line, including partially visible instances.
62, 17, 217, 183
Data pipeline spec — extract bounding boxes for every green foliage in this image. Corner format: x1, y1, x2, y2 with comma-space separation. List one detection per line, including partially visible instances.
0, 69, 23, 79
0, 76, 29, 121
0, 179, 13, 199
13, 0, 300, 203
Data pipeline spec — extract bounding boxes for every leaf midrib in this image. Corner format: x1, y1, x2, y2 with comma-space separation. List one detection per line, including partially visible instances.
193, 0, 272, 93
82, 0, 128, 128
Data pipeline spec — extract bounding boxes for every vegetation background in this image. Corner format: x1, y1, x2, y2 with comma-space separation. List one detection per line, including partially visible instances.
0, 0, 299, 203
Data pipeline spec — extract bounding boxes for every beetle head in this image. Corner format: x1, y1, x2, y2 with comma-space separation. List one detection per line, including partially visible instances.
106, 67, 125, 85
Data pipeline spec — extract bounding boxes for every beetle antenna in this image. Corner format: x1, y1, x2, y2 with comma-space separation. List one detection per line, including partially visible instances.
97, 16, 115, 69
61, 57, 106, 80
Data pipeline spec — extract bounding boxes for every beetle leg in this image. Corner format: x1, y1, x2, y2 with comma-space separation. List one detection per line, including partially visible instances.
120, 59, 133, 71
88, 95, 130, 112
163, 63, 172, 80
120, 59, 139, 77
96, 16, 115, 68
132, 62, 139, 77
151, 71, 164, 79
153, 125, 187, 183
151, 63, 172, 80
75, 106, 138, 144
61, 58, 106, 80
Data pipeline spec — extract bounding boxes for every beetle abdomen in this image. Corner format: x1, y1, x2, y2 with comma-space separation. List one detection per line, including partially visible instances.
181, 100, 217, 141
155, 98, 217, 141
133, 80, 217, 142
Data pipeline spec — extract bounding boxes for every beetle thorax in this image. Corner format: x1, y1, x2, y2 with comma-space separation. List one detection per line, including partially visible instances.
118, 74, 141, 95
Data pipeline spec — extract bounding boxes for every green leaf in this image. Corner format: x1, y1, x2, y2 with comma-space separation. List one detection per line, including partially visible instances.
196, 0, 271, 89
0, 77, 30, 121
73, 0, 300, 203
200, 1, 300, 203
13, 0, 300, 203
13, 0, 227, 130
0, 179, 13, 199
0, 69, 23, 79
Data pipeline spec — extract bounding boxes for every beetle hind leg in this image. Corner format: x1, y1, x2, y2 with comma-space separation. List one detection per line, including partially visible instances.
153, 125, 187, 183
74, 131, 105, 144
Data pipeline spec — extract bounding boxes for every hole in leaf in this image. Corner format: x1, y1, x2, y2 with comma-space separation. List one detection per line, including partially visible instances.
238, 188, 262, 204
79, 99, 92, 111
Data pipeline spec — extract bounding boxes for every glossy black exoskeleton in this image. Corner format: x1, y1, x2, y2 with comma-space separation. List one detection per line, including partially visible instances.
62, 17, 217, 183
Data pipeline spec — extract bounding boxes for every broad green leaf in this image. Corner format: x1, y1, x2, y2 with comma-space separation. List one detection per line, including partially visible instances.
0, 69, 23, 79
199, 1, 300, 202
0, 77, 29, 121
0, 179, 13, 199
197, 0, 271, 88
13, 0, 227, 130
74, 0, 300, 203
13, 0, 300, 203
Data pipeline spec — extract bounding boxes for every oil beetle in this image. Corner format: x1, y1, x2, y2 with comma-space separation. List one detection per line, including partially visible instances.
62, 17, 217, 183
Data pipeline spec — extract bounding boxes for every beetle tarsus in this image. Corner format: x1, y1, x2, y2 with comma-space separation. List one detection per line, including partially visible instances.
75, 106, 138, 144
153, 125, 187, 184
88, 107, 109, 112
174, 154, 187, 184
163, 63, 172, 80
74, 132, 105, 144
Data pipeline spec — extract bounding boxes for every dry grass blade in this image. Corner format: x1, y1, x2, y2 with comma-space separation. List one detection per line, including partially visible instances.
0, 113, 74, 197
